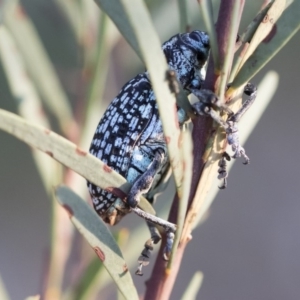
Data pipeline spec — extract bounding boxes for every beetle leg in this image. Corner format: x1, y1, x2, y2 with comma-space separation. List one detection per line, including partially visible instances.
225, 83, 257, 164
135, 222, 161, 276
127, 151, 165, 208
191, 84, 257, 187
228, 83, 257, 123
218, 152, 231, 189
136, 221, 176, 275
126, 150, 177, 275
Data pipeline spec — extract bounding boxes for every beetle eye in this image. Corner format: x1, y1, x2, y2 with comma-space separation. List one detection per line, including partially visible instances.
189, 31, 210, 48
203, 40, 210, 48
197, 52, 206, 62
189, 31, 202, 42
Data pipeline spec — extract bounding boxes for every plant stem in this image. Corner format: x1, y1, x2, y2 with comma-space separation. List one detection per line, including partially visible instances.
144, 1, 245, 299
144, 192, 190, 299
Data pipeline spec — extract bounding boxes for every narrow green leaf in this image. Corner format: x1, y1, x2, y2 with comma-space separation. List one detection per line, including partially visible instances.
239, 2, 274, 46
180, 271, 204, 300
167, 128, 193, 270
0, 0, 10, 23
94, 0, 142, 61
79, 16, 120, 165
235, 0, 286, 74
229, 1, 274, 82
55, 186, 139, 300
217, 0, 242, 100
0, 27, 67, 295
54, 0, 83, 43
80, 13, 113, 148
165, 70, 194, 116
198, 0, 219, 69
0, 22, 73, 294
0, 108, 154, 215
4, 3, 76, 135
230, 0, 299, 89
177, 0, 189, 32
0, 26, 58, 192
86, 13, 110, 113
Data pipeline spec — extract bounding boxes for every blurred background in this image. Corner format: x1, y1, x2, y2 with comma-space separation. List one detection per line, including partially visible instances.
0, 0, 299, 299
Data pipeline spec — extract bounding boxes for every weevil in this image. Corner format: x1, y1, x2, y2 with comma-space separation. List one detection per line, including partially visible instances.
87, 30, 257, 275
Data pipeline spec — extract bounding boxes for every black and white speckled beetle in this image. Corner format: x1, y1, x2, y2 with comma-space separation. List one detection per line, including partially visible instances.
87, 30, 257, 275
